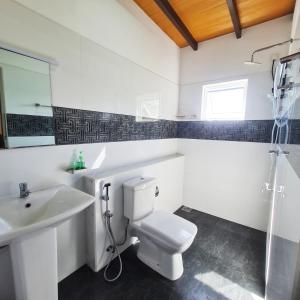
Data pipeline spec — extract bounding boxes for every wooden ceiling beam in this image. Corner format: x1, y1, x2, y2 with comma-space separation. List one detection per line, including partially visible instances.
154, 0, 198, 50
226, 0, 242, 39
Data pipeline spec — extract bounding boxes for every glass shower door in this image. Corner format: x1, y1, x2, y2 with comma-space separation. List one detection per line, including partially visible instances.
265, 52, 300, 300
265, 152, 300, 300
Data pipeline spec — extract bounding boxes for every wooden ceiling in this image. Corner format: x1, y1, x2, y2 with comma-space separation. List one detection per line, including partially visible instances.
134, 0, 296, 49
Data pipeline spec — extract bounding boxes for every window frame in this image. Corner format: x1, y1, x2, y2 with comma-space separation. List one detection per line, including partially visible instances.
201, 79, 248, 121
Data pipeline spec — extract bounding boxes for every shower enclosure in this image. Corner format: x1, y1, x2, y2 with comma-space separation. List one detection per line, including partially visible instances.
265, 52, 300, 299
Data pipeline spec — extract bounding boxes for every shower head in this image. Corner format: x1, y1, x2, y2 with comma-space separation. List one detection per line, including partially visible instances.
244, 39, 294, 67
244, 59, 262, 66
244, 53, 262, 65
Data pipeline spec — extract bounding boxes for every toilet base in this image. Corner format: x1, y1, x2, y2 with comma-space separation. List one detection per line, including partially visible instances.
137, 236, 183, 280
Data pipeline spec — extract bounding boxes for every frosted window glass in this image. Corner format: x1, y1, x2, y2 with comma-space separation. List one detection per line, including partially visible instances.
201, 80, 247, 120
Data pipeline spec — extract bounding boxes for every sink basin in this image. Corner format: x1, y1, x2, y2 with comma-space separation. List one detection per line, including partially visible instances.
0, 185, 95, 246
0, 184, 95, 300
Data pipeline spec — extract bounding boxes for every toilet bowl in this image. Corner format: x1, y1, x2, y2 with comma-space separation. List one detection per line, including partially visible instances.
123, 177, 197, 280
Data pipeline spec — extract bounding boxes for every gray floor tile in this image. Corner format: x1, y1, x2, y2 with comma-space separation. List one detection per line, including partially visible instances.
59, 207, 266, 300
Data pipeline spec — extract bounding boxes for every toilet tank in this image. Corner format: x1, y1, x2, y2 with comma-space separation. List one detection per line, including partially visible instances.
123, 177, 157, 222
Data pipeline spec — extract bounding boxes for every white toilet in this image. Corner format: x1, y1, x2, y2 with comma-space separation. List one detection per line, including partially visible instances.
123, 176, 197, 280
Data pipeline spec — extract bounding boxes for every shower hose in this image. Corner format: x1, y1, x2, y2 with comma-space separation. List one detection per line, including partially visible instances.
103, 209, 129, 282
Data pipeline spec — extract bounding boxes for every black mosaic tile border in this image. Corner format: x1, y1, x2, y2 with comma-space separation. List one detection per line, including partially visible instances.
6, 107, 300, 145
53, 107, 177, 145
6, 113, 54, 136
177, 119, 300, 144
177, 120, 274, 143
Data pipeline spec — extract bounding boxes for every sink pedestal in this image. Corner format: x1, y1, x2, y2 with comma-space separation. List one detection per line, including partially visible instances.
0, 185, 94, 299
10, 228, 58, 300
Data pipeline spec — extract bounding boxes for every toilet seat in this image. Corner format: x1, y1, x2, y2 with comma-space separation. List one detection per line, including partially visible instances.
133, 211, 197, 253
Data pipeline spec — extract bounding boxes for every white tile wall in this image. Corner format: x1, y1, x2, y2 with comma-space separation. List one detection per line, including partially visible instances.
0, 1, 180, 297
178, 139, 271, 231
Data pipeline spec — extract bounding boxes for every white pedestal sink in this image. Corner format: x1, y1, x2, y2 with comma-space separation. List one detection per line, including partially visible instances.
0, 185, 95, 300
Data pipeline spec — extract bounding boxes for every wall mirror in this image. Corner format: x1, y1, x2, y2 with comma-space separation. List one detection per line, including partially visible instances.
0, 47, 54, 149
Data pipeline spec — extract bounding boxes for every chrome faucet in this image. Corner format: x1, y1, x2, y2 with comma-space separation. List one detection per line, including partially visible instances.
19, 183, 30, 198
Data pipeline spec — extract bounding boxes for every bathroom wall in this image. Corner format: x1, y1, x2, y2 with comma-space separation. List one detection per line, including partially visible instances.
0, 0, 180, 298
178, 140, 271, 230
14, 0, 179, 84
179, 16, 292, 119
2, 0, 179, 118
178, 16, 293, 231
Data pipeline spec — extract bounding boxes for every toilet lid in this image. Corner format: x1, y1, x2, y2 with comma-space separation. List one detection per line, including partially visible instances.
140, 211, 197, 250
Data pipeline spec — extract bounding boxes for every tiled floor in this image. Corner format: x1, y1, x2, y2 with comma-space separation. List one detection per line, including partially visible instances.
59, 207, 266, 300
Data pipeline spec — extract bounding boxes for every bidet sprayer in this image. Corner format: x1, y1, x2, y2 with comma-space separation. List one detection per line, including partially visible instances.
101, 182, 111, 201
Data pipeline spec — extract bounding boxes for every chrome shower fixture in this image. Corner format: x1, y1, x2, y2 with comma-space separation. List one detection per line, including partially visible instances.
244, 38, 294, 65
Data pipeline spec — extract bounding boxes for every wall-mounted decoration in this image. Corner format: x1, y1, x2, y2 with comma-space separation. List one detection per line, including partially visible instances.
136, 93, 161, 122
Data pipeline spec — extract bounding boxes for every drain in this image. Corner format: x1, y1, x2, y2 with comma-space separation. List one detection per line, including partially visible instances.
25, 203, 31, 208
181, 206, 193, 212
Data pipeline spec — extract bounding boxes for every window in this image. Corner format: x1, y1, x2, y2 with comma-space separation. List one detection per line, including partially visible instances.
201, 79, 248, 120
